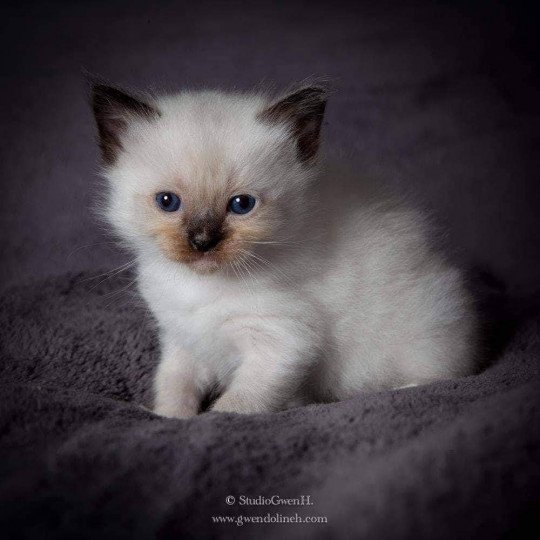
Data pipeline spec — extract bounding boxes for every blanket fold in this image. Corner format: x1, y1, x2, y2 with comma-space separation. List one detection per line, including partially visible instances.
0, 273, 539, 538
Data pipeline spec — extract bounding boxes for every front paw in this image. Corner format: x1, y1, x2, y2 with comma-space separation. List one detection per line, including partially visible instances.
153, 402, 198, 419
211, 393, 270, 415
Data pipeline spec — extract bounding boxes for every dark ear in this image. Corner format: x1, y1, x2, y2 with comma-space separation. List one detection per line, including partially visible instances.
91, 84, 159, 165
258, 86, 327, 163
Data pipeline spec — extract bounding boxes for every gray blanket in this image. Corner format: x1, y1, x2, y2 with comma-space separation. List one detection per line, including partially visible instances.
0, 272, 539, 539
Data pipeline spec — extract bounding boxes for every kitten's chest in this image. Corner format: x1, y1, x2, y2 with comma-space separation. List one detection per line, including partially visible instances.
139, 267, 252, 358
144, 277, 228, 330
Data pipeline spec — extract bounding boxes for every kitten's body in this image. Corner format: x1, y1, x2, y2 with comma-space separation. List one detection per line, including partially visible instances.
93, 85, 477, 417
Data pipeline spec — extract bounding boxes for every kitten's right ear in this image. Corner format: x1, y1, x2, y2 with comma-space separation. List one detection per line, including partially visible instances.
91, 84, 159, 165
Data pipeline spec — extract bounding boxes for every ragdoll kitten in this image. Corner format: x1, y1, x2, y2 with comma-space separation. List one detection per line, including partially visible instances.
92, 82, 477, 417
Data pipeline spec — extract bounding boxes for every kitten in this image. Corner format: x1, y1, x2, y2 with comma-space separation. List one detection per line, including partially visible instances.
92, 82, 478, 417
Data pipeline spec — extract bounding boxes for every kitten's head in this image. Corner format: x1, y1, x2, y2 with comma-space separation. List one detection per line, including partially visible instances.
92, 83, 326, 273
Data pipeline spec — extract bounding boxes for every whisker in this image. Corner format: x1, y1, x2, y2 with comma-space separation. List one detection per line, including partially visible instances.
235, 257, 264, 316
239, 249, 294, 286
82, 259, 137, 284
244, 239, 303, 247
101, 278, 139, 308
66, 240, 118, 261
84, 261, 138, 295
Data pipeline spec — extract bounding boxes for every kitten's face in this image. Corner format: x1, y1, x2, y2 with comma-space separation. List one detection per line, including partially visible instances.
93, 86, 326, 273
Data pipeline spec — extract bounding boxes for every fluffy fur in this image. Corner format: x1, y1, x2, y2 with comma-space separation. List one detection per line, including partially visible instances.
92, 83, 478, 417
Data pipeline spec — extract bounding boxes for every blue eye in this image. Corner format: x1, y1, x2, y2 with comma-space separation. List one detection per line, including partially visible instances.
156, 192, 181, 212
228, 194, 256, 215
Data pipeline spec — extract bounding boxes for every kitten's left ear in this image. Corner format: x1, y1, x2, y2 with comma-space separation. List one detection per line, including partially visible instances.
91, 84, 159, 165
259, 86, 327, 163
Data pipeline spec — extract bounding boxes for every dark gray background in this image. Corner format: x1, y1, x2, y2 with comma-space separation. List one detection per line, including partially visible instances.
2, 0, 539, 298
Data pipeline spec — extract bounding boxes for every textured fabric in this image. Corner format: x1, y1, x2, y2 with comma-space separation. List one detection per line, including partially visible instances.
2, 1, 540, 538
0, 273, 539, 539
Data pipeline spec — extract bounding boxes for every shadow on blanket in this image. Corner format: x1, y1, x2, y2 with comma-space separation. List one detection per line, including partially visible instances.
0, 271, 539, 539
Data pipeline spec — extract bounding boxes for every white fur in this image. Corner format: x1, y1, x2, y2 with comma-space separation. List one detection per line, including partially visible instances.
101, 89, 478, 417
